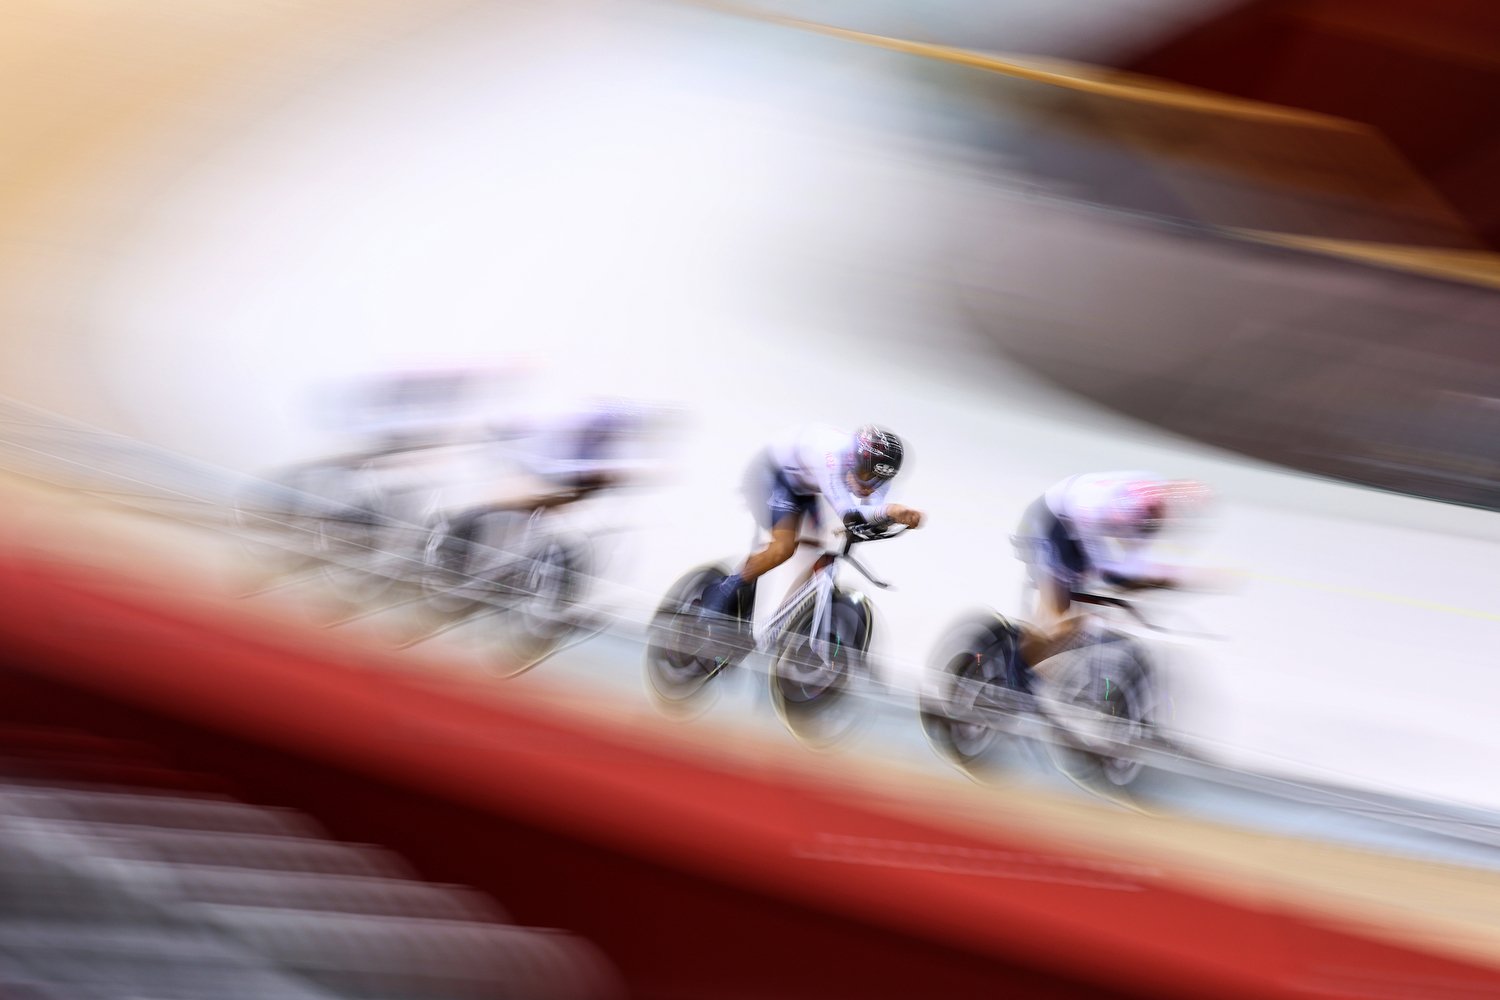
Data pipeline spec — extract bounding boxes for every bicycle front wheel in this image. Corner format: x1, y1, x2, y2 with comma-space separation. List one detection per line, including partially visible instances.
770, 598, 868, 748
1038, 635, 1156, 789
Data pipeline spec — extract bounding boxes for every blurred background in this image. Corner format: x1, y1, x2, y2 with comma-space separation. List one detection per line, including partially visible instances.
2, 0, 1500, 997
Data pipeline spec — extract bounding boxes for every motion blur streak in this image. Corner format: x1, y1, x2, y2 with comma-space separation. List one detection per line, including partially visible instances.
3, 0, 1500, 997
1, 0, 1496, 823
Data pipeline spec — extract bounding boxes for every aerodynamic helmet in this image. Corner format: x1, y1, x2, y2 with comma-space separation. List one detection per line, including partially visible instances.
851, 424, 903, 488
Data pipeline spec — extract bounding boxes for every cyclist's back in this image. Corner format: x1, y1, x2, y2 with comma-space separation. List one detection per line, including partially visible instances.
1016, 471, 1209, 666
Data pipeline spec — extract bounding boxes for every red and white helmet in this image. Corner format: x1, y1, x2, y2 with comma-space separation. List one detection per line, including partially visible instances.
1112, 478, 1212, 536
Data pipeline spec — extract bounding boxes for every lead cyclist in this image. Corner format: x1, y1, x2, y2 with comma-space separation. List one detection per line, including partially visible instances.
698, 423, 924, 620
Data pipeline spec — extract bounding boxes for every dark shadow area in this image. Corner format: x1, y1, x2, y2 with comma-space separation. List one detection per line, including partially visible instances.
952, 197, 1500, 510
1126, 0, 1500, 249
914, 53, 1483, 249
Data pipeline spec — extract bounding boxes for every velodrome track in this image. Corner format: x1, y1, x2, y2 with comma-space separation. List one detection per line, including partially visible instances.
6, 414, 1500, 996
5, 0, 1500, 993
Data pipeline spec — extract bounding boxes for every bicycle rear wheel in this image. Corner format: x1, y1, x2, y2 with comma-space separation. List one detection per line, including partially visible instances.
920, 613, 1026, 769
313, 484, 402, 606
495, 533, 592, 670
233, 461, 352, 573
643, 566, 746, 713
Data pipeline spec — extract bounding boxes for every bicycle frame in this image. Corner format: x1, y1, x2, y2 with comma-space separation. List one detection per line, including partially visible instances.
749, 533, 895, 667
1071, 592, 1226, 642
752, 553, 837, 658
424, 504, 583, 598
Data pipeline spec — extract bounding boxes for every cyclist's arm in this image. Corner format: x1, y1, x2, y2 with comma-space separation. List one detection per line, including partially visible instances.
883, 503, 923, 528
1100, 570, 1178, 591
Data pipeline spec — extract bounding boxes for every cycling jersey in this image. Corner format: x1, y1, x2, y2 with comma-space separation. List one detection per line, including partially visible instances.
1021, 471, 1167, 589
506, 407, 655, 490
750, 424, 894, 529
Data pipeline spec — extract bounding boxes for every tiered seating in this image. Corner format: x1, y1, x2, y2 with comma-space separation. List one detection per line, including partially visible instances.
0, 726, 621, 1000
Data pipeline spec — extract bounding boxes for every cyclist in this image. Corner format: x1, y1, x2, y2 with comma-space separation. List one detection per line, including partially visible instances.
698, 423, 924, 619
425, 397, 672, 576
1013, 471, 1211, 668
503, 397, 669, 495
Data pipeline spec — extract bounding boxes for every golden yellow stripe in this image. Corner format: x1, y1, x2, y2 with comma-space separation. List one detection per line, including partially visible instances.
1232, 230, 1500, 291
695, 0, 1500, 290
692, 0, 1368, 131
1236, 568, 1500, 624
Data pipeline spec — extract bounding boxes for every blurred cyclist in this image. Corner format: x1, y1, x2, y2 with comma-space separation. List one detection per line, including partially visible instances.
425, 397, 674, 575
1013, 471, 1211, 668
502, 397, 670, 497
698, 423, 924, 619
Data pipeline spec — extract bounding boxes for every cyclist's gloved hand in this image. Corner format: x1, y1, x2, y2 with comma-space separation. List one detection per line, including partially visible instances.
842, 510, 886, 539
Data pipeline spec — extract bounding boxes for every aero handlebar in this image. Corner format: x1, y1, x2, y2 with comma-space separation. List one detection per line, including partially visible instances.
1070, 592, 1226, 641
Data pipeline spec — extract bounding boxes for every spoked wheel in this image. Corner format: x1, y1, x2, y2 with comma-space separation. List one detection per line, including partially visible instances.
301, 458, 447, 612
491, 534, 592, 674
769, 599, 869, 750
232, 462, 353, 579
921, 654, 1002, 764
418, 518, 475, 617
920, 616, 1027, 771
1036, 635, 1156, 790
313, 488, 401, 607
419, 509, 530, 618
643, 567, 744, 715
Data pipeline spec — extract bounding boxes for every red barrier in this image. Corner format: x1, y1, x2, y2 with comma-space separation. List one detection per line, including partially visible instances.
1, 551, 1496, 999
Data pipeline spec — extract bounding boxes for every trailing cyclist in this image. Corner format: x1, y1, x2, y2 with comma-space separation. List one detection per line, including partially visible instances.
1013, 471, 1212, 669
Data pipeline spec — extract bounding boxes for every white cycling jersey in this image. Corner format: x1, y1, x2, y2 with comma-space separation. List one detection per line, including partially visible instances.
504, 406, 659, 488
767, 424, 893, 523
1043, 470, 1166, 585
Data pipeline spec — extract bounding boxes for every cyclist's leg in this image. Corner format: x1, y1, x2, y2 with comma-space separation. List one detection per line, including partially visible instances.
702, 456, 810, 617
1016, 500, 1089, 670
701, 516, 803, 617
745, 461, 817, 584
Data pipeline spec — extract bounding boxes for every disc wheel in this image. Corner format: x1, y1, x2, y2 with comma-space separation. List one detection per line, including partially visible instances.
1038, 636, 1156, 790
643, 566, 745, 714
919, 614, 1028, 771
